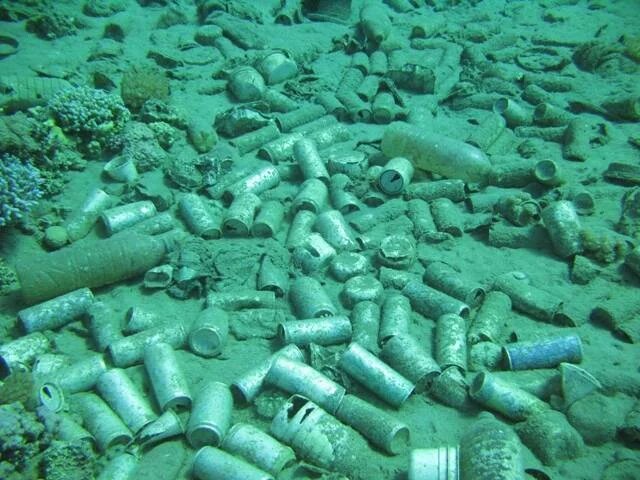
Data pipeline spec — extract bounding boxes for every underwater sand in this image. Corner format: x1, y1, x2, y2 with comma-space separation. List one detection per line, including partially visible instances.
1, 0, 640, 479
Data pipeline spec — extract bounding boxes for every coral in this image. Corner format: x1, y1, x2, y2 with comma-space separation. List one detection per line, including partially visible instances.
42, 440, 95, 480
26, 12, 78, 40
120, 65, 170, 112
623, 35, 640, 63
139, 99, 187, 129
0, 402, 48, 478
0, 257, 18, 295
0, 153, 43, 227
148, 121, 179, 149
47, 86, 130, 155
82, 0, 126, 17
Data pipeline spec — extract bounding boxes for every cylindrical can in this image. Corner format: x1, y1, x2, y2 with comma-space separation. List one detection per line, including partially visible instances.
231, 344, 304, 404
178, 193, 221, 239
351, 51, 370, 74
409, 447, 459, 480
329, 174, 363, 214
327, 151, 368, 177
72, 392, 133, 452
16, 232, 170, 304
459, 413, 525, 480
488, 160, 536, 188
407, 198, 438, 241
257, 255, 288, 297
356, 75, 380, 103
251, 200, 284, 237
143, 265, 173, 289
270, 395, 375, 478
103, 155, 138, 183
144, 342, 191, 410
534, 159, 563, 186
286, 210, 316, 249
339, 342, 415, 408
39, 381, 66, 412
137, 409, 185, 450
430, 197, 464, 237
207, 290, 275, 311
97, 452, 138, 480
229, 124, 280, 155
259, 51, 298, 85
378, 157, 414, 195
18, 287, 94, 333
87, 301, 122, 353
342, 275, 384, 308
504, 334, 582, 371
336, 90, 371, 122
289, 276, 336, 318
316, 92, 347, 121
278, 315, 352, 346
275, 103, 326, 132
193, 446, 274, 480
377, 234, 416, 270
467, 291, 511, 344
221, 423, 295, 475
370, 50, 388, 75
351, 301, 380, 353
186, 381, 233, 448
223, 165, 280, 204
429, 366, 469, 410
123, 307, 158, 334
0, 332, 50, 378
493, 97, 532, 127
108, 322, 188, 368
469, 372, 549, 421
488, 222, 551, 250
96, 368, 157, 433
265, 356, 345, 414
45, 353, 108, 394
330, 251, 369, 282
293, 138, 330, 184
533, 102, 573, 127
101, 201, 157, 236
336, 394, 410, 455
262, 88, 298, 113
258, 132, 305, 163
348, 198, 406, 233
372, 91, 399, 124
626, 246, 640, 278
188, 306, 229, 358
378, 268, 420, 291
465, 112, 506, 152
292, 178, 328, 214
493, 271, 563, 324
405, 179, 467, 203
314, 210, 358, 251
228, 65, 265, 102
436, 314, 468, 372
379, 293, 411, 344
360, 4, 392, 44
381, 122, 492, 183
541, 200, 583, 258
402, 280, 470, 320
293, 233, 336, 275
64, 188, 112, 242
423, 261, 486, 308
381, 334, 441, 393
515, 409, 584, 466
223, 192, 261, 236
129, 211, 175, 236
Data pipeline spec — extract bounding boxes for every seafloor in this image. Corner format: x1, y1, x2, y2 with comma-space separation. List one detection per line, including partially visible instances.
1, 0, 639, 479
